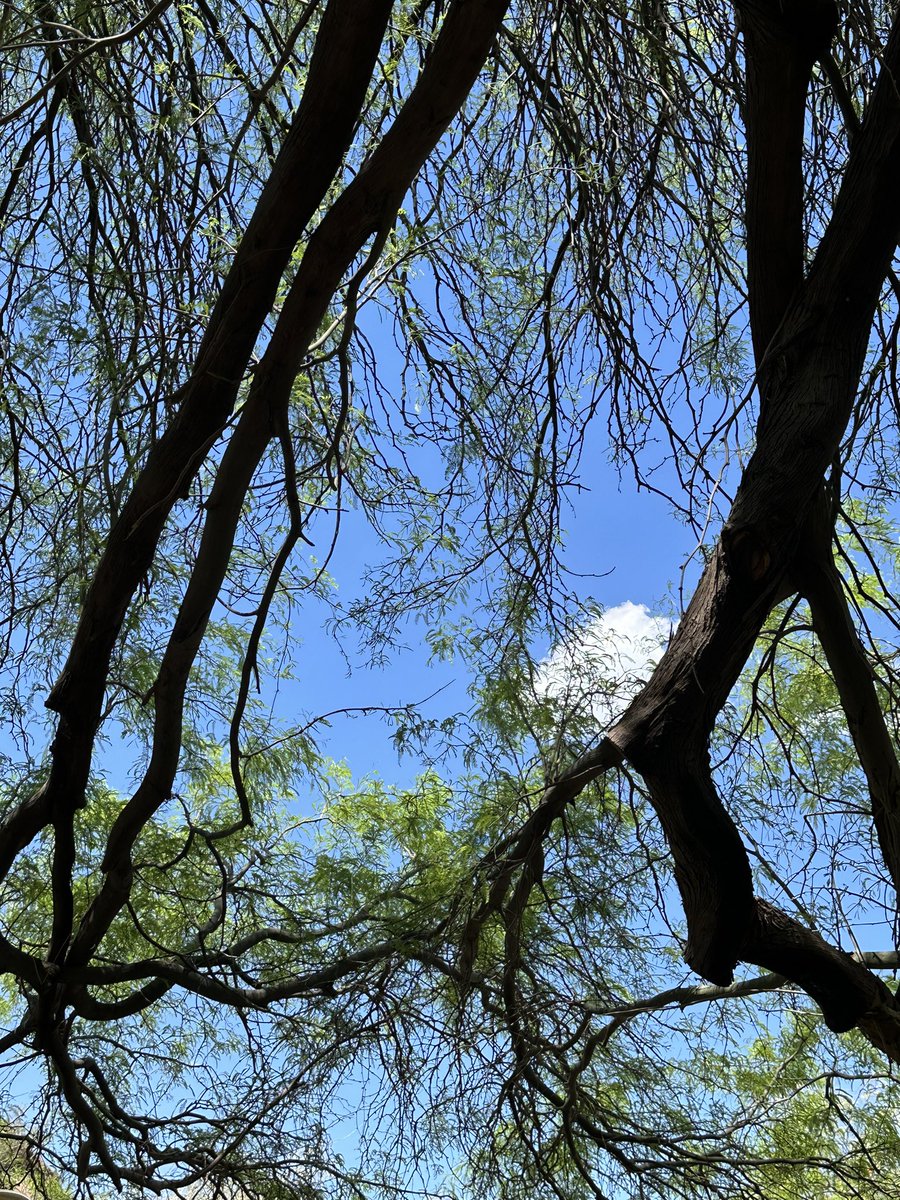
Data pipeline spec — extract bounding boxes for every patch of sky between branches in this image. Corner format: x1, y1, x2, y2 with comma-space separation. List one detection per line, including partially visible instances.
536, 601, 672, 727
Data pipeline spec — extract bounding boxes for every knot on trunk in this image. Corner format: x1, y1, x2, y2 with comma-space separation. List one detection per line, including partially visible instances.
723, 524, 772, 583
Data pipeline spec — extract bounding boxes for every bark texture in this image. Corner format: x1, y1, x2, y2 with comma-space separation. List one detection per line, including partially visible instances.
606, 0, 900, 1050
474, 0, 900, 1064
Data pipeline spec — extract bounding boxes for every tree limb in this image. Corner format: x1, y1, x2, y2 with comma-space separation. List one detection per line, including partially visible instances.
66, 0, 513, 972
797, 497, 900, 894
587, 949, 900, 1044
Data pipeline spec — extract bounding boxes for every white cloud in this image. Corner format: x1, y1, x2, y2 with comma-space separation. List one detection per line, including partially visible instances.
536, 601, 672, 728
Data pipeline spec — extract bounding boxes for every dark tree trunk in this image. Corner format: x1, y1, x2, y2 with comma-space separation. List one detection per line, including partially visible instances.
476, 0, 900, 1064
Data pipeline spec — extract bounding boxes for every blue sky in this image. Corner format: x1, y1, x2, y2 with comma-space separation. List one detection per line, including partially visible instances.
282, 367, 696, 786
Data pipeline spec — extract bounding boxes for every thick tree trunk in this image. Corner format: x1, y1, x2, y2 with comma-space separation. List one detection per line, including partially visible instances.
475, 0, 900, 1062
605, 0, 900, 1046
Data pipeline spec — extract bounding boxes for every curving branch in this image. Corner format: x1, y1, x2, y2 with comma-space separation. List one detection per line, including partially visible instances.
0, 0, 397, 883
603, 0, 900, 1048
66, 0, 513, 976
796, 496, 900, 895
468, 0, 900, 1063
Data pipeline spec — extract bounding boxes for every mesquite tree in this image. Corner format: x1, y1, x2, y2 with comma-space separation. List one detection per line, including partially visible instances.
476, 0, 900, 1046
5, 0, 900, 1196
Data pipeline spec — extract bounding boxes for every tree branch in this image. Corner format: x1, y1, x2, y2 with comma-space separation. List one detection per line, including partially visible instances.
467, 2, 900, 1062
66, 0, 513, 967
587, 948, 900, 1041
737, 0, 838, 366
797, 497, 900, 894
0, 0, 396, 877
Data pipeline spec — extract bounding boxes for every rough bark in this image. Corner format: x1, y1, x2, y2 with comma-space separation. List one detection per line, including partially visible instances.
454, 1, 900, 1065
577, 0, 900, 1053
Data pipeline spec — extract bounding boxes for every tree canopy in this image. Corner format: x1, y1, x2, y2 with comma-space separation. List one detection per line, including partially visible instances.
4, 0, 900, 1196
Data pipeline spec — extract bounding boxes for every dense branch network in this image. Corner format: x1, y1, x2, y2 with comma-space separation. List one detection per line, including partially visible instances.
2, 0, 900, 1196
469, 0, 900, 1068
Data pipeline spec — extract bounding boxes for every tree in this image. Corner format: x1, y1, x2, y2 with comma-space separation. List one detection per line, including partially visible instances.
4, 0, 900, 1195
